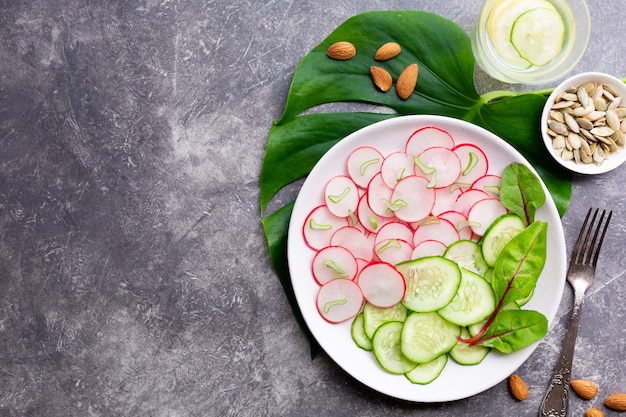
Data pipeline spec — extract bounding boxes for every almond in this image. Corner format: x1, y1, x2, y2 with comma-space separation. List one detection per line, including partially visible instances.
396, 63, 419, 100
572, 379, 599, 400
370, 66, 392, 92
509, 374, 529, 401
326, 41, 356, 60
605, 393, 626, 411
585, 407, 604, 417
375, 42, 401, 61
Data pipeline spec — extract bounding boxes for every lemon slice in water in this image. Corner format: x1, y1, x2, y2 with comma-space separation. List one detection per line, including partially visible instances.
510, 7, 565, 66
487, 0, 561, 69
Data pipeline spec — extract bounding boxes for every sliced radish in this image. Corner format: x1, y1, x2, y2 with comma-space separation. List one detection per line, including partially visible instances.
471, 174, 502, 198
453, 143, 489, 186
414, 147, 462, 189
356, 193, 393, 233
330, 226, 374, 262
405, 126, 455, 158
324, 175, 359, 218
438, 210, 474, 241
412, 217, 460, 247
453, 188, 490, 216
374, 221, 414, 247
411, 239, 447, 259
374, 238, 413, 266
312, 246, 359, 285
389, 175, 435, 223
467, 198, 508, 236
356, 262, 406, 308
303, 205, 348, 250
366, 173, 395, 218
380, 151, 415, 188
316, 278, 364, 323
347, 146, 384, 188
431, 186, 463, 216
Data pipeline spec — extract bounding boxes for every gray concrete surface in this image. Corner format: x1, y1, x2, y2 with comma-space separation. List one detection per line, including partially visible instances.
1, 1, 625, 416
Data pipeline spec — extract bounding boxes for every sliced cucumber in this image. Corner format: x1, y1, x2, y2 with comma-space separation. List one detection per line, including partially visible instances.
372, 321, 417, 374
510, 7, 565, 66
395, 256, 461, 312
438, 268, 496, 326
443, 240, 489, 276
449, 328, 491, 365
363, 301, 408, 339
401, 312, 460, 364
468, 301, 520, 337
351, 313, 373, 351
481, 213, 526, 267
405, 354, 448, 385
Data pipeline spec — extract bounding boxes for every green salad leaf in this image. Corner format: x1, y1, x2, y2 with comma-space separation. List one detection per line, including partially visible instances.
500, 163, 547, 226
259, 10, 572, 353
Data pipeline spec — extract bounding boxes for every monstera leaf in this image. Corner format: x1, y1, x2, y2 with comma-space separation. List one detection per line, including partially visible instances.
260, 10, 572, 354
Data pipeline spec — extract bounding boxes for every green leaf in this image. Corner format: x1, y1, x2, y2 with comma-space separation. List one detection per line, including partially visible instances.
500, 163, 546, 226
262, 202, 321, 357
479, 309, 548, 353
492, 221, 548, 307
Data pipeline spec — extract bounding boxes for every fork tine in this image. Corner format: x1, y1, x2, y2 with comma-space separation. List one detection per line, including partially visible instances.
573, 208, 612, 267
571, 208, 593, 265
589, 209, 612, 267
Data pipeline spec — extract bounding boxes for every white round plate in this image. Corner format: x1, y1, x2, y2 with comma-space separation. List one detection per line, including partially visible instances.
287, 115, 566, 402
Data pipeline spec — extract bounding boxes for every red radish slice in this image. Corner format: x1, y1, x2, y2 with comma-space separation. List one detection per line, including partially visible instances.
471, 174, 502, 198
303, 205, 348, 250
356, 193, 393, 233
390, 175, 435, 223
374, 221, 414, 247
330, 226, 374, 262
324, 175, 359, 218
374, 238, 413, 266
412, 218, 460, 247
312, 246, 359, 285
356, 262, 406, 308
380, 151, 415, 188
414, 147, 462, 189
405, 126, 455, 158
453, 143, 489, 186
438, 210, 474, 241
411, 239, 447, 259
316, 278, 364, 323
366, 173, 395, 218
467, 197, 508, 236
454, 188, 490, 216
356, 258, 370, 274
347, 146, 384, 188
431, 186, 463, 216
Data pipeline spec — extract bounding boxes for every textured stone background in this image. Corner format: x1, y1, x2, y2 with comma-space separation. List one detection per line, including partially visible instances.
0, 1, 625, 416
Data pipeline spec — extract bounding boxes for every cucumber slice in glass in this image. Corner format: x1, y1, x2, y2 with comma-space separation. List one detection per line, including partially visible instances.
510, 7, 565, 66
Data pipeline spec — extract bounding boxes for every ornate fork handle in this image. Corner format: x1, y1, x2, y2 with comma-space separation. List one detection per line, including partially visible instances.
538, 289, 586, 417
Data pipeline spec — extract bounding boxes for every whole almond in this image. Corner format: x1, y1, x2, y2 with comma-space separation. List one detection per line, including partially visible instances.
605, 393, 626, 411
572, 379, 599, 400
375, 42, 401, 61
326, 41, 356, 60
396, 63, 419, 100
370, 66, 392, 92
509, 374, 529, 401
585, 407, 604, 417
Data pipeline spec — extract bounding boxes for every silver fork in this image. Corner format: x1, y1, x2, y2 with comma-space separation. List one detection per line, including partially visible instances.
539, 208, 612, 417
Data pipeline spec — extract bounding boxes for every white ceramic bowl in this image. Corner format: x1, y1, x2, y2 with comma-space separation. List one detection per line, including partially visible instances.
541, 72, 626, 174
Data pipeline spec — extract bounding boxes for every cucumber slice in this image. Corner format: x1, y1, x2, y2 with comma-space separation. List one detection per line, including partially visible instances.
438, 268, 496, 326
395, 256, 461, 312
405, 354, 448, 385
400, 312, 460, 363
351, 313, 373, 351
449, 328, 491, 365
510, 7, 565, 66
481, 213, 526, 267
443, 240, 489, 276
363, 301, 408, 339
372, 321, 417, 374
